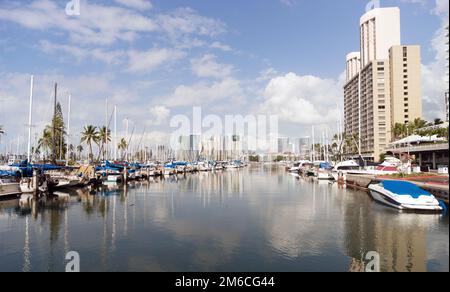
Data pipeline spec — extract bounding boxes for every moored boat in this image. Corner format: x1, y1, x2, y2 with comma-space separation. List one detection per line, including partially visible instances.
0, 178, 21, 198
368, 180, 444, 212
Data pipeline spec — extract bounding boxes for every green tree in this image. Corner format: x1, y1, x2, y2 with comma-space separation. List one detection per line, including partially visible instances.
38, 128, 53, 158
52, 102, 66, 161
434, 118, 444, 126
118, 138, 128, 160
273, 155, 284, 162
97, 126, 111, 161
0, 125, 5, 146
76, 145, 84, 161
81, 125, 99, 163
249, 155, 260, 162
38, 102, 66, 163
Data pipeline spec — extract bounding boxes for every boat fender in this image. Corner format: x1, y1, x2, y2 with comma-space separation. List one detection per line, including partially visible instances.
438, 200, 448, 214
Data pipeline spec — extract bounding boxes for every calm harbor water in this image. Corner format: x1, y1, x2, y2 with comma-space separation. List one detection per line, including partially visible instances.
0, 164, 448, 272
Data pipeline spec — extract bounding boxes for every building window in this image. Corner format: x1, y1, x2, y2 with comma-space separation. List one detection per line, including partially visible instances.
405, 109, 409, 113
404, 80, 408, 84
405, 115, 409, 119
404, 86, 408, 90
377, 62, 384, 65
378, 106, 386, 109
378, 67, 385, 71
403, 69, 408, 73
404, 98, 409, 101
404, 92, 409, 96
404, 75, 408, 78
403, 64, 407, 67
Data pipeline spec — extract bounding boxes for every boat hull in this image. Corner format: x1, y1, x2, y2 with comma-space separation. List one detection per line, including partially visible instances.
368, 185, 443, 211
0, 182, 21, 198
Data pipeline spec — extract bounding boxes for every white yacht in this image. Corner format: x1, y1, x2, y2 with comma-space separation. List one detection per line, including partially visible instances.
330, 160, 360, 181
368, 180, 444, 212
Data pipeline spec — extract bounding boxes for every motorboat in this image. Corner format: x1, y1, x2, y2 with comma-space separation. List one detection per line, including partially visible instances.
0, 177, 21, 198
197, 162, 210, 171
330, 160, 361, 181
368, 180, 444, 211
316, 162, 333, 180
288, 161, 311, 173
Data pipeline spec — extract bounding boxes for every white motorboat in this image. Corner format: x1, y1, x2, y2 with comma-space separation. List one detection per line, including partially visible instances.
317, 170, 333, 180
330, 160, 360, 181
197, 162, 210, 171
368, 180, 444, 211
0, 178, 21, 198
289, 161, 311, 173
106, 174, 123, 183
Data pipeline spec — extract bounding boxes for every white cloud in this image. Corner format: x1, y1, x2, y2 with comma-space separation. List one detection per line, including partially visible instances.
421, 0, 449, 120
0, 1, 226, 47
210, 41, 232, 52
433, 0, 449, 16
39, 40, 126, 64
190, 54, 234, 79
164, 78, 243, 107
259, 73, 342, 125
157, 7, 227, 39
0, 0, 157, 45
148, 106, 171, 125
114, 0, 153, 11
127, 48, 185, 73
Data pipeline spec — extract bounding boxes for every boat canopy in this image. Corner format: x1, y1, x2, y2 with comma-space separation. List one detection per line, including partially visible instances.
319, 162, 332, 170
382, 180, 432, 199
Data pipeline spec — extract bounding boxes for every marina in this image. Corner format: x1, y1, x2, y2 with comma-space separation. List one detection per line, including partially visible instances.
0, 0, 449, 275
0, 163, 448, 272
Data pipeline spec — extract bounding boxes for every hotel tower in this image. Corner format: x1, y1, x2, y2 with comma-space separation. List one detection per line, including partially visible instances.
344, 7, 423, 162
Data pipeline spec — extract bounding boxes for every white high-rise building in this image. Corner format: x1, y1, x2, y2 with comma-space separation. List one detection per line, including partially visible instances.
344, 6, 422, 162
346, 52, 361, 82
445, 24, 449, 122
360, 7, 401, 67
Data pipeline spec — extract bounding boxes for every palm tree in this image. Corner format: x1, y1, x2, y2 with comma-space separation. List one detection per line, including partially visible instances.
118, 138, 128, 160
97, 126, 111, 161
0, 125, 4, 147
81, 125, 99, 163
76, 145, 84, 161
434, 118, 444, 126
38, 128, 53, 158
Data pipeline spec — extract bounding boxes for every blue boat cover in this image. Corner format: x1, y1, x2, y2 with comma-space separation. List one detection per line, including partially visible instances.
382, 180, 432, 199
319, 162, 332, 170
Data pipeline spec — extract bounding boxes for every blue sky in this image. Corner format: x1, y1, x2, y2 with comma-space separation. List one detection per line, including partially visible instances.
0, 0, 448, 151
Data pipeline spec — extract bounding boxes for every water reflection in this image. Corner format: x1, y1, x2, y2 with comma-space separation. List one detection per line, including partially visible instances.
0, 165, 448, 272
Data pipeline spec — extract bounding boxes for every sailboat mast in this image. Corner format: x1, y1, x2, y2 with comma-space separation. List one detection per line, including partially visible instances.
53, 83, 57, 164
312, 125, 315, 162
125, 118, 129, 161
66, 93, 71, 165
114, 106, 117, 161
27, 75, 34, 163
105, 98, 108, 161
